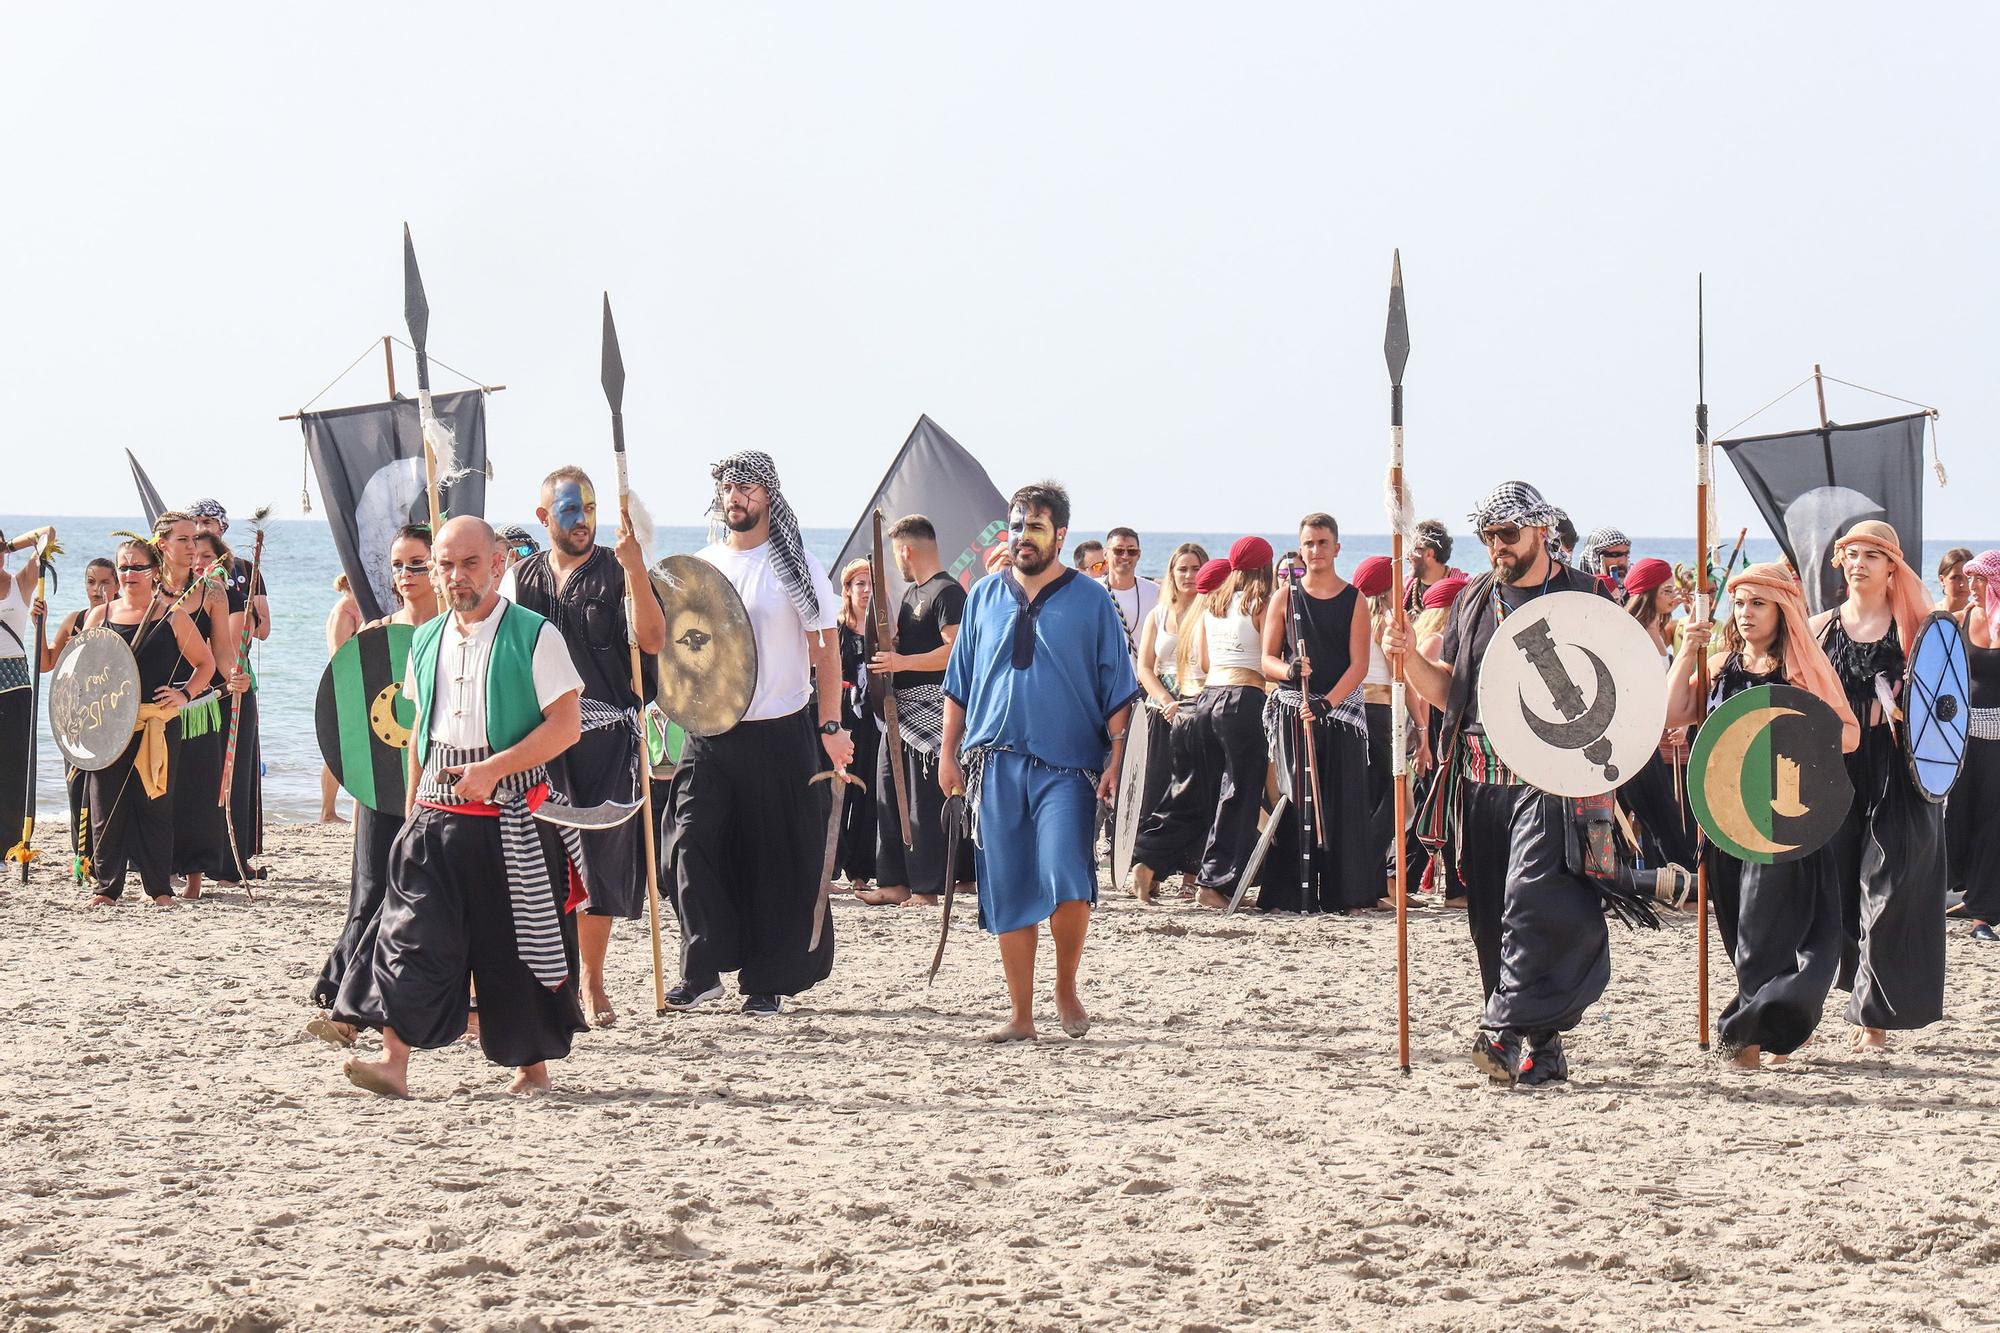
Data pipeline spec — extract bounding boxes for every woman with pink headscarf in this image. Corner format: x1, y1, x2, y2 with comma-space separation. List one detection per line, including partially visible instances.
1945, 549, 2000, 942
1811, 520, 1947, 1051
1667, 564, 1858, 1069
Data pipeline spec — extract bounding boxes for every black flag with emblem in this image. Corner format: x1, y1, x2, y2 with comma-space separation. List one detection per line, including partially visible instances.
836, 415, 1010, 607
1718, 412, 1927, 615
300, 390, 489, 622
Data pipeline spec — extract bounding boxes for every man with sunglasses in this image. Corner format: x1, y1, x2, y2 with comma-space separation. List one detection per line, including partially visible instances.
1576, 526, 1633, 598
1382, 481, 1614, 1088
502, 467, 665, 1029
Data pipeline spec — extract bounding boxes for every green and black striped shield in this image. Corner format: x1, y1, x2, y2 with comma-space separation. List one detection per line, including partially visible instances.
316, 623, 416, 813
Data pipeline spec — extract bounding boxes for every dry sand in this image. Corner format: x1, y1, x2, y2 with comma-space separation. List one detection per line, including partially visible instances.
3, 817, 1999, 1332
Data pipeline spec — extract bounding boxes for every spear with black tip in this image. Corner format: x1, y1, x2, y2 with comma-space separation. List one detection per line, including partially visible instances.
403, 224, 444, 536
600, 295, 669, 1017
6, 533, 59, 881
1693, 275, 1712, 1050
218, 506, 272, 897
1383, 251, 1413, 1073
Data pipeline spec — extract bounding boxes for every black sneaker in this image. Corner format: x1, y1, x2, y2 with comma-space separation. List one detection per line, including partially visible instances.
664, 978, 725, 1011
1518, 1032, 1569, 1087
1973, 923, 1999, 943
1471, 1028, 1522, 1085
741, 994, 783, 1017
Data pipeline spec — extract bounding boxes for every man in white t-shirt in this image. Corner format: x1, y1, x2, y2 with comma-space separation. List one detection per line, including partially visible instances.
1098, 527, 1159, 659
663, 451, 851, 1017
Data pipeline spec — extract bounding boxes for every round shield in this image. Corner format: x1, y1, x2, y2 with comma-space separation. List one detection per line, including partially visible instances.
1476, 590, 1668, 797
1111, 699, 1156, 888
1689, 683, 1852, 864
649, 554, 757, 737
49, 628, 142, 772
316, 622, 417, 813
1904, 611, 1970, 803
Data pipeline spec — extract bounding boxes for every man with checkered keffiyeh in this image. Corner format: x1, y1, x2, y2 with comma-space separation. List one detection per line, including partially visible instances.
1385, 480, 1637, 1090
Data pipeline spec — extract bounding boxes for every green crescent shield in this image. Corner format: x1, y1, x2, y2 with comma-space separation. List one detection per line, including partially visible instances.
1688, 683, 1851, 865
315, 623, 417, 813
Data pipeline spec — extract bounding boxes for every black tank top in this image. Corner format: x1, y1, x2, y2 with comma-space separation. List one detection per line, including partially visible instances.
1961, 612, 2000, 709
1709, 651, 1783, 709
160, 581, 213, 691
107, 611, 187, 695
1821, 616, 1902, 731
1287, 582, 1357, 692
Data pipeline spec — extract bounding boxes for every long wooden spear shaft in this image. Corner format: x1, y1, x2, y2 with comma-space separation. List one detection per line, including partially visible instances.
8, 541, 53, 881
601, 295, 669, 1018
1384, 250, 1413, 1074
1693, 274, 1712, 1050
218, 518, 269, 896
403, 224, 442, 534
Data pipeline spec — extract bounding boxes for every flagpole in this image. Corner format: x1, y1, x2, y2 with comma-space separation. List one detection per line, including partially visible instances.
600, 295, 669, 1018
1694, 276, 1712, 1051
1384, 251, 1412, 1074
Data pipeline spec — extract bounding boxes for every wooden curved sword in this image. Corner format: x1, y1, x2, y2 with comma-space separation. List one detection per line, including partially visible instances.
809, 766, 865, 951
928, 787, 969, 983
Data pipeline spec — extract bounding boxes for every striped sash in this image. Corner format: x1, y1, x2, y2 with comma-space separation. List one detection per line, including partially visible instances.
417, 743, 578, 990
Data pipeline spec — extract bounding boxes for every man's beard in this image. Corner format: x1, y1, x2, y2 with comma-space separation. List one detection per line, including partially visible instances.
724, 506, 759, 533
1013, 543, 1052, 575
448, 586, 483, 612
554, 526, 593, 556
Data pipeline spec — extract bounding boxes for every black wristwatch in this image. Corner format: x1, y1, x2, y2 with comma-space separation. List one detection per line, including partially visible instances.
818, 720, 842, 736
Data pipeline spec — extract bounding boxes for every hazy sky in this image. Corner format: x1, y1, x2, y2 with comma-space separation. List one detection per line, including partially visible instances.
5, 4, 1993, 541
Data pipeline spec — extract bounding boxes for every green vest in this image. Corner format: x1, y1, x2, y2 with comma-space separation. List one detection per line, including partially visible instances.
410, 600, 552, 767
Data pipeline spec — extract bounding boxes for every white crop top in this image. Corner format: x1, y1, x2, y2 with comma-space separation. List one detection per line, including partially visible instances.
1204, 595, 1262, 673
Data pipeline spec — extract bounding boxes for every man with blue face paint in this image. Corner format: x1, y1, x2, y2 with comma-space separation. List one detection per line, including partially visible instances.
505, 465, 666, 1027
941, 481, 1141, 1042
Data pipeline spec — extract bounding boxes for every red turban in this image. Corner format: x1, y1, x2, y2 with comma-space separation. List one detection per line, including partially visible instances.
1194, 558, 1233, 594
1622, 558, 1672, 601
1229, 536, 1273, 572
1421, 575, 1468, 610
1351, 556, 1393, 598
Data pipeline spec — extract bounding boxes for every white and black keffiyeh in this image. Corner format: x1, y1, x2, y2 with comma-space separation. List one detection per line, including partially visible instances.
1467, 481, 1564, 534
1264, 684, 1369, 753
894, 682, 947, 767
709, 450, 820, 626
1577, 526, 1631, 575
187, 497, 229, 530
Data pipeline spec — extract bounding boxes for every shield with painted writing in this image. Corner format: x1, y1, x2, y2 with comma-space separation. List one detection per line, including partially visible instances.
50, 629, 143, 772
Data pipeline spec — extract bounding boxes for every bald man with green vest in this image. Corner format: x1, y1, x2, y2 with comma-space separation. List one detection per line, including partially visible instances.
340, 516, 590, 1099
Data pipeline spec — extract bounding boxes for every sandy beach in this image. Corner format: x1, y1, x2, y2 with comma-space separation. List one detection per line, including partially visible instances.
3, 817, 1997, 1331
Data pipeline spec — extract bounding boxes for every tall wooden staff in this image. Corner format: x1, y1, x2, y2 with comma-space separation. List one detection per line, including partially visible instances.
1384, 251, 1413, 1072
1693, 275, 1712, 1050
600, 295, 669, 1017
403, 225, 443, 535
1286, 564, 1321, 910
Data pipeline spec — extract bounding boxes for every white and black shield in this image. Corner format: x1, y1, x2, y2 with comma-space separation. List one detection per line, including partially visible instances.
1476, 590, 1667, 797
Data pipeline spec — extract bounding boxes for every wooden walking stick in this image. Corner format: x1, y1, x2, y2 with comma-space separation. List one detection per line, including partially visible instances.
1384, 250, 1413, 1073
1693, 275, 1713, 1050
1286, 565, 1323, 912
600, 295, 669, 1017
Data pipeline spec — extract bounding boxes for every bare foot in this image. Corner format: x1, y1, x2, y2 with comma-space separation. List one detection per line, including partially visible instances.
460, 1013, 482, 1044
1768, 1053, 1791, 1067
1373, 897, 1396, 912
903, 893, 941, 908
150, 895, 175, 908
1056, 993, 1091, 1039
984, 1018, 1038, 1043
1729, 1044, 1762, 1070
855, 885, 910, 906
838, 879, 870, 897
508, 1064, 553, 1095
88, 894, 116, 907
1131, 864, 1157, 905
182, 875, 203, 900
1442, 896, 1468, 910
306, 1016, 357, 1048
1852, 1027, 1889, 1052
343, 1057, 409, 1098
1195, 887, 1230, 909
585, 989, 618, 1029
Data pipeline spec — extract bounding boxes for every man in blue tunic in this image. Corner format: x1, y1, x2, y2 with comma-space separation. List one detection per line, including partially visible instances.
941, 482, 1141, 1043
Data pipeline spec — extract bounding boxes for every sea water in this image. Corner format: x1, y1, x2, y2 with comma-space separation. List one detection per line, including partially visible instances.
3, 514, 1983, 822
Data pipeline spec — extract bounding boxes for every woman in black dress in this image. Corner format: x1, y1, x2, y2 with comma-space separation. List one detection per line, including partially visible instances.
1813, 520, 1947, 1052
1947, 548, 2000, 942
1666, 563, 1858, 1068
40, 557, 115, 880
834, 559, 878, 895
1619, 559, 1699, 875
84, 538, 216, 906
152, 513, 238, 896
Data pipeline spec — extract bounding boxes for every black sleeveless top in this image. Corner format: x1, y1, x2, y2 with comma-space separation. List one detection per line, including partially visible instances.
1709, 651, 1783, 709
160, 581, 214, 691
106, 611, 187, 695
1286, 582, 1358, 693
1821, 616, 1902, 732
1962, 612, 2000, 709
511, 547, 657, 708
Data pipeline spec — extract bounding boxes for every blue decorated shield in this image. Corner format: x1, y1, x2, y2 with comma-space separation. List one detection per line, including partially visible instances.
1904, 611, 1970, 803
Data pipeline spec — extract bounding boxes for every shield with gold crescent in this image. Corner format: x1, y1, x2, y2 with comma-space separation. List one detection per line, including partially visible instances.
1689, 683, 1851, 864
649, 554, 757, 737
316, 622, 417, 813
1475, 590, 1667, 797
